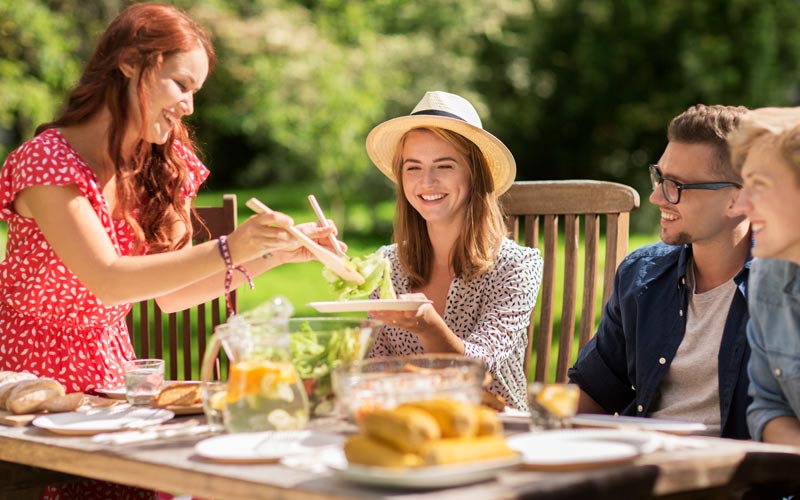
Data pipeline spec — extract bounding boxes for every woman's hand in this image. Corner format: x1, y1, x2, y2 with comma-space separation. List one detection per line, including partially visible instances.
369, 293, 439, 335
225, 209, 299, 263
277, 220, 347, 264
370, 293, 464, 354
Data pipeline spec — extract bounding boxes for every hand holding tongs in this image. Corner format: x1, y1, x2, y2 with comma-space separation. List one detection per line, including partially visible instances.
245, 198, 365, 285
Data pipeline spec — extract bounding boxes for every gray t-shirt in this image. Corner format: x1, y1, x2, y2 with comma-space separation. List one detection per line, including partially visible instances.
650, 262, 736, 436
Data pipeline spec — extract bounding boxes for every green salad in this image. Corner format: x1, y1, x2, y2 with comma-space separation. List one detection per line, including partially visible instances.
322, 250, 396, 300
290, 321, 371, 416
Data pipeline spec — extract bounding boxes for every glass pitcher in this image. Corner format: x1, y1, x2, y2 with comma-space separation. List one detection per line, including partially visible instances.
200, 316, 310, 433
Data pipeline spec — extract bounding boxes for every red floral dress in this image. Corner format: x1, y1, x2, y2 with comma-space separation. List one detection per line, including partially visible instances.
0, 129, 208, 500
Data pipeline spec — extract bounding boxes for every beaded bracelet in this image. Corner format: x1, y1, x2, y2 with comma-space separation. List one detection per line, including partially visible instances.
217, 235, 255, 315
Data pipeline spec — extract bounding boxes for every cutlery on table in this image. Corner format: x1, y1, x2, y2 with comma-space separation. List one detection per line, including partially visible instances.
245, 198, 365, 285
307, 194, 347, 258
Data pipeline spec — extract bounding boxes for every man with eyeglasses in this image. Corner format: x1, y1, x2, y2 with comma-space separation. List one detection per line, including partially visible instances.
569, 104, 753, 439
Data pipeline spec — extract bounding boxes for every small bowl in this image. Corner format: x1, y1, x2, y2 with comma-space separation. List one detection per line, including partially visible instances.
332, 354, 486, 421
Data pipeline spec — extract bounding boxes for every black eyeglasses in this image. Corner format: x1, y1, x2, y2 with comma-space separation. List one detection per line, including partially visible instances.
648, 164, 741, 204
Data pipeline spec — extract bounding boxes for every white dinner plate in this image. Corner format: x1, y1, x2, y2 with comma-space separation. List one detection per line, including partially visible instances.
319, 448, 521, 489
507, 429, 650, 470
572, 414, 708, 435
195, 430, 345, 464
308, 299, 432, 313
94, 385, 126, 400
32, 406, 174, 436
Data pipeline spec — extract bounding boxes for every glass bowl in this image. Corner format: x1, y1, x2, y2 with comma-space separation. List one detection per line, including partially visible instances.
286, 317, 380, 417
332, 354, 486, 421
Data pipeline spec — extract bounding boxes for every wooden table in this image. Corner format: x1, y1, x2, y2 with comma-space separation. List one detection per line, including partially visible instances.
1, 417, 799, 500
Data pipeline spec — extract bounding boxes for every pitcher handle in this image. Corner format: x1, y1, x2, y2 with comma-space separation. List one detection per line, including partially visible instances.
201, 331, 224, 384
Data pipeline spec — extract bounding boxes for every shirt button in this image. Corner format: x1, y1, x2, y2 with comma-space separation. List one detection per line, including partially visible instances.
659, 357, 667, 365
631, 385, 636, 391
679, 309, 684, 317
774, 368, 782, 377
637, 404, 644, 413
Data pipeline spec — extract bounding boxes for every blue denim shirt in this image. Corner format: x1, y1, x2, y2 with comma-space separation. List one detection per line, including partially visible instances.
568, 242, 753, 439
746, 258, 800, 441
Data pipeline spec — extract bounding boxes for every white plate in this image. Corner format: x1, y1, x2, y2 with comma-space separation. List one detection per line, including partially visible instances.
507, 429, 649, 470
94, 385, 126, 399
308, 299, 432, 313
320, 448, 521, 489
32, 406, 174, 436
195, 430, 345, 464
572, 414, 708, 435
499, 408, 530, 428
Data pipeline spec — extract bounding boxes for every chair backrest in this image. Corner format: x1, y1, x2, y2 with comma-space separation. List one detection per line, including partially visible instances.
125, 194, 238, 380
501, 180, 640, 383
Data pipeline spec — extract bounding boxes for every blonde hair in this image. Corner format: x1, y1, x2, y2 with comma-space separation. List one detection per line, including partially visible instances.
391, 127, 507, 288
728, 107, 800, 185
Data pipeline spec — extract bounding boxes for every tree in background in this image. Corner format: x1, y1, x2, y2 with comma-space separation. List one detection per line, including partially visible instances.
2, 0, 800, 233
478, 0, 800, 230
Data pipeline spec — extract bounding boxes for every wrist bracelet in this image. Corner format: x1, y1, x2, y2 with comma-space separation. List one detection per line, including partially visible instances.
218, 235, 255, 315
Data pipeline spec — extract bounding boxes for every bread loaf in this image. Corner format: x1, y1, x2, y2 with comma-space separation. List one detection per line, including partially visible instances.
154, 382, 201, 407
0, 372, 38, 408
39, 392, 85, 413
6, 378, 66, 414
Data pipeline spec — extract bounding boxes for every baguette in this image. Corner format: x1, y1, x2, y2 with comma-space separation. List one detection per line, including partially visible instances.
6, 378, 66, 414
39, 392, 85, 413
154, 382, 201, 407
0, 372, 38, 409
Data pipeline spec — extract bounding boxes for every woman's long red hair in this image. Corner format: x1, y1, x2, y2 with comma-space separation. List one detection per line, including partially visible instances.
36, 2, 216, 253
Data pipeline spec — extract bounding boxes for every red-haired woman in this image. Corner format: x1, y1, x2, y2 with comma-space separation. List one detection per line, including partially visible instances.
0, 4, 337, 497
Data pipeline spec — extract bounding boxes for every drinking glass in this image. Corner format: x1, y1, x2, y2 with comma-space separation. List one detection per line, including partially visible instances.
527, 382, 579, 431
124, 359, 165, 406
202, 381, 227, 432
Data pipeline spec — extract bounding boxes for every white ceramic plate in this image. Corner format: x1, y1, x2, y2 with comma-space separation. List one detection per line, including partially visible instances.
32, 406, 174, 436
94, 385, 126, 400
317, 448, 521, 489
507, 429, 649, 470
195, 430, 345, 464
572, 414, 708, 435
308, 299, 432, 313
499, 407, 530, 428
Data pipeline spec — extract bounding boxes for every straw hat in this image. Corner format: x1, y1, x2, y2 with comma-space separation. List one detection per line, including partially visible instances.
366, 91, 516, 194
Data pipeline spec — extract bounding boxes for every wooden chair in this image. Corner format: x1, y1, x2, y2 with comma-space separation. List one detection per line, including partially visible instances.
501, 181, 640, 383
125, 194, 238, 380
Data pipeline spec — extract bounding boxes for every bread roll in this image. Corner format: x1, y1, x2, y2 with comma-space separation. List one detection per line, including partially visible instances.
39, 392, 85, 413
155, 382, 201, 407
6, 378, 66, 414
0, 372, 38, 408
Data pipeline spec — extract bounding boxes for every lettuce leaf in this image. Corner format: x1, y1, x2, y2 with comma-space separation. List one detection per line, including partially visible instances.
323, 250, 396, 300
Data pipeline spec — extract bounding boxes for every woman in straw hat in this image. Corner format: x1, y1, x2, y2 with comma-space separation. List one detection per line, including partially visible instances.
728, 107, 800, 446
366, 91, 543, 410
